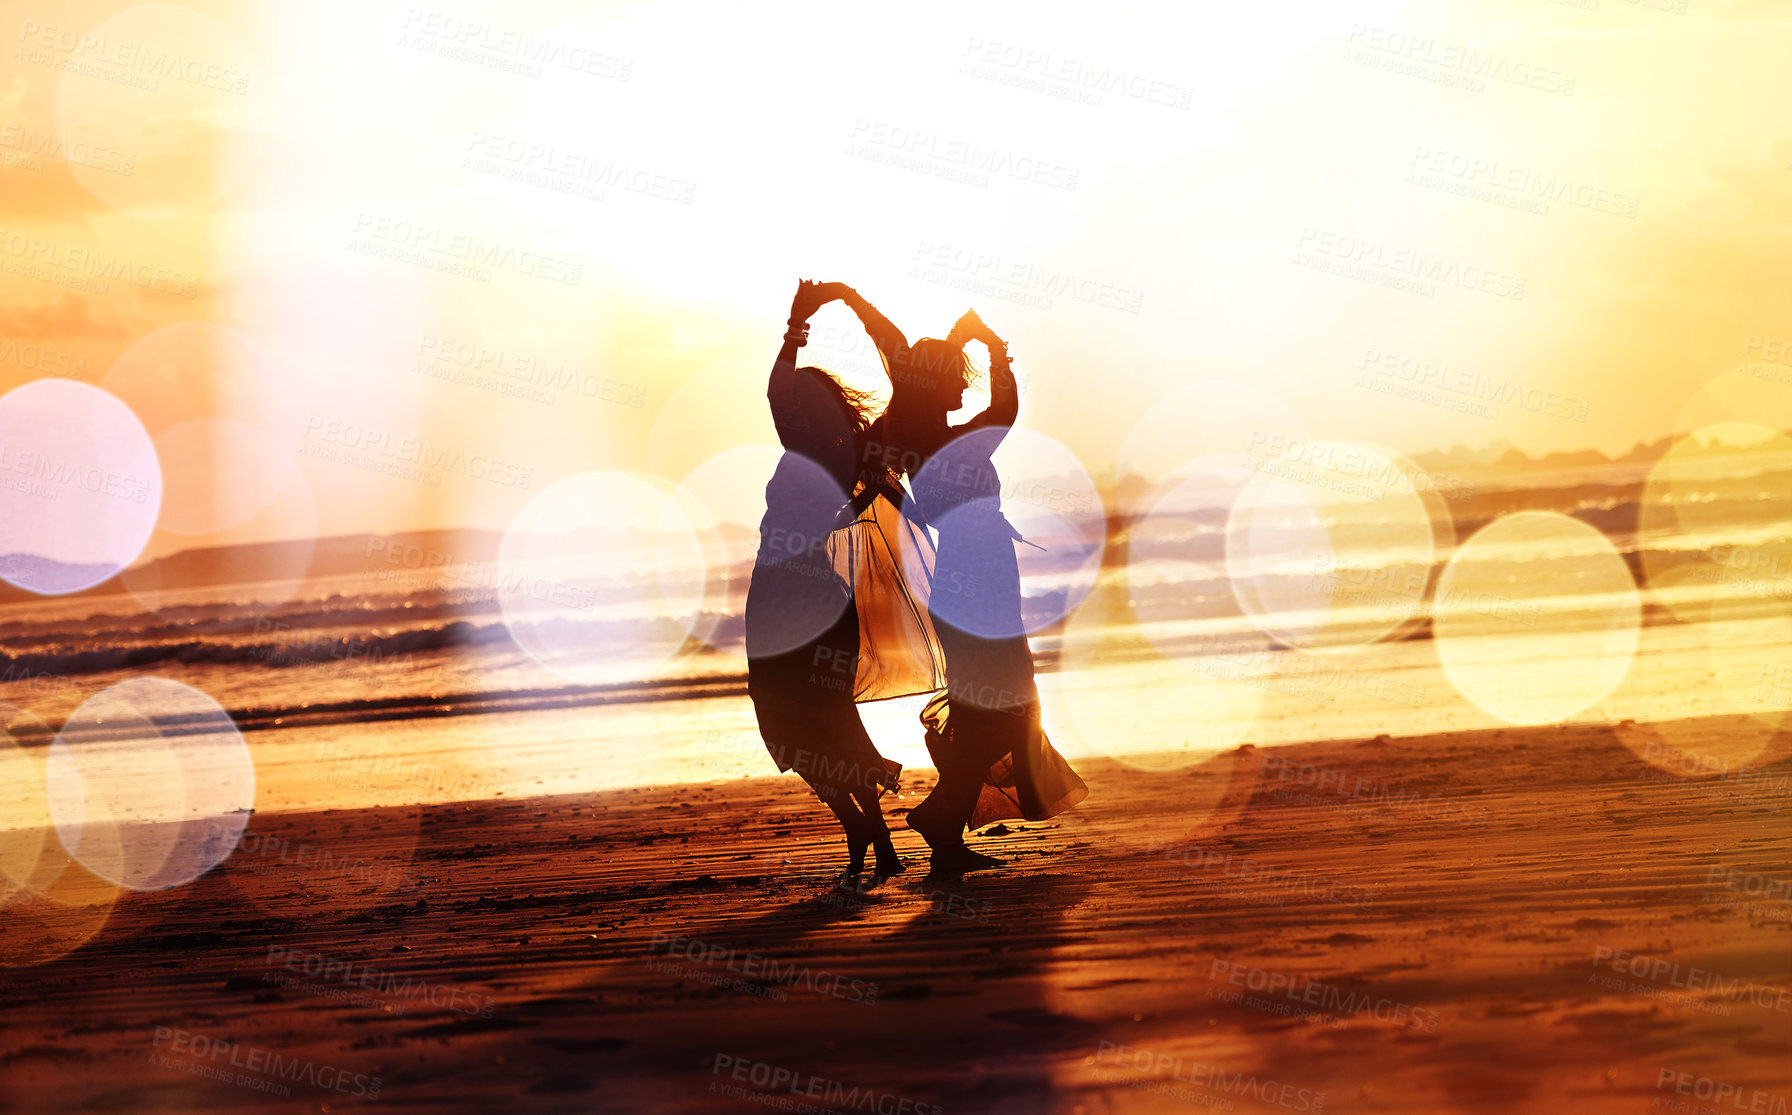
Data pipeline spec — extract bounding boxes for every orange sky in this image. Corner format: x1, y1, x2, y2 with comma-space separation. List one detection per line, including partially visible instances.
3, 0, 1790, 562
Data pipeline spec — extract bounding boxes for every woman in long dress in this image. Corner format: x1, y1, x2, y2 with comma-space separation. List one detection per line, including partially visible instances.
835, 288, 1087, 873
746, 280, 935, 879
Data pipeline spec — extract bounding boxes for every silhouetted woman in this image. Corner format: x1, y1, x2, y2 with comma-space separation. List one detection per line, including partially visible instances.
746, 280, 918, 878
837, 287, 1087, 874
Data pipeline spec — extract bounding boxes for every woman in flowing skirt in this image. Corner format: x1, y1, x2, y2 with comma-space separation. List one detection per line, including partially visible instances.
835, 287, 1088, 872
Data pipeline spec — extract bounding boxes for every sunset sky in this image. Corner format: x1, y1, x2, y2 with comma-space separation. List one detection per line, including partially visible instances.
3, 0, 1790, 562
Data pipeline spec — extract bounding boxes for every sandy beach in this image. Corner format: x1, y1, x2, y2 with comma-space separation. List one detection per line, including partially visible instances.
3, 711, 1786, 1115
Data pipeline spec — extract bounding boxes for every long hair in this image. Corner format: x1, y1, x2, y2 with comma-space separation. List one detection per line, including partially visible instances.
793, 364, 891, 500
795, 366, 878, 434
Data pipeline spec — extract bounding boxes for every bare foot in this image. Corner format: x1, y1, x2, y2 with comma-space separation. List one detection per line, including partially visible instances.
872, 833, 905, 878
904, 798, 961, 852
929, 845, 1004, 877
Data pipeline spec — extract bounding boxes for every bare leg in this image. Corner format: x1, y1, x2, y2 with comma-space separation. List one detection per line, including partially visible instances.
909, 774, 1003, 874
911, 701, 1020, 874
803, 776, 872, 877
905, 772, 973, 851
850, 784, 905, 877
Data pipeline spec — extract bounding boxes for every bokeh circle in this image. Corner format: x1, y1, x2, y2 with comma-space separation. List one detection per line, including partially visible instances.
0, 380, 162, 594
46, 678, 255, 890
496, 470, 707, 685
676, 444, 781, 655
907, 427, 1104, 639
1639, 424, 1792, 623
1226, 441, 1437, 651
1435, 512, 1641, 725
54, 4, 265, 217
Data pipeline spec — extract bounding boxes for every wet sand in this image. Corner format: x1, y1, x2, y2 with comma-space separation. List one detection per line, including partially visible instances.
2, 715, 1788, 1114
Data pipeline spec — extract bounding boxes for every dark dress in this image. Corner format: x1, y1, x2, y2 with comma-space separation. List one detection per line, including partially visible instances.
744, 365, 898, 801
912, 427, 1088, 830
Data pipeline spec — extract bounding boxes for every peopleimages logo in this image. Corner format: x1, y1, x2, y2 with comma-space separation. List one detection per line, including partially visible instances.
1208, 959, 1439, 1032
0, 226, 200, 298
647, 932, 880, 1004
1359, 348, 1590, 423
1094, 1042, 1326, 1112
149, 1027, 381, 1099
350, 212, 583, 287
0, 124, 136, 174
302, 415, 534, 490
1406, 146, 1639, 218
1294, 227, 1526, 301
0, 444, 153, 503
847, 118, 1081, 191
1655, 1068, 1789, 1115
708, 1054, 942, 1115
1342, 25, 1576, 96
0, 337, 86, 377
1591, 947, 1792, 1014
1144, 839, 1379, 909
15, 20, 253, 94
399, 7, 633, 82
958, 36, 1194, 109
263, 945, 495, 1018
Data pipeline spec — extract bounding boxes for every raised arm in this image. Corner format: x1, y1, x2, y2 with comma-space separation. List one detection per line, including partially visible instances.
768, 280, 828, 446
952, 313, 1019, 436
836, 285, 911, 376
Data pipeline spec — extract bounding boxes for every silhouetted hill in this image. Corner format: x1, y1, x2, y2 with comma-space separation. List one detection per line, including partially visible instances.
0, 529, 506, 606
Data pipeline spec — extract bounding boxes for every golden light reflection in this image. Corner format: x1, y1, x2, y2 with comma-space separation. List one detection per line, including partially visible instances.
1434, 511, 1640, 726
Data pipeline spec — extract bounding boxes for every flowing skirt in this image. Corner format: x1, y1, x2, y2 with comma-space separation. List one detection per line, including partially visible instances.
919, 692, 1087, 831
923, 509, 1088, 831
746, 584, 900, 800
745, 493, 943, 800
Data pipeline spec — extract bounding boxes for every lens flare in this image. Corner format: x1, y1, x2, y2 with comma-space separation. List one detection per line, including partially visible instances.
1042, 589, 1266, 852
0, 861, 120, 969
907, 427, 1104, 639
0, 707, 62, 900
0, 380, 162, 595
1128, 454, 1277, 679
101, 322, 305, 537
496, 470, 707, 685
647, 354, 779, 484
677, 444, 783, 653
1226, 441, 1437, 651
54, 4, 265, 217
122, 460, 318, 615
1609, 565, 1788, 776
735, 451, 856, 659
1677, 362, 1792, 436
1434, 512, 1640, 726
1639, 424, 1792, 624
46, 678, 255, 890
225, 727, 438, 919
1043, 584, 1267, 771
1115, 380, 1310, 490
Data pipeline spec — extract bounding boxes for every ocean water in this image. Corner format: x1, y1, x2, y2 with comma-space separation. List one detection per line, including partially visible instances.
0, 463, 1787, 826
